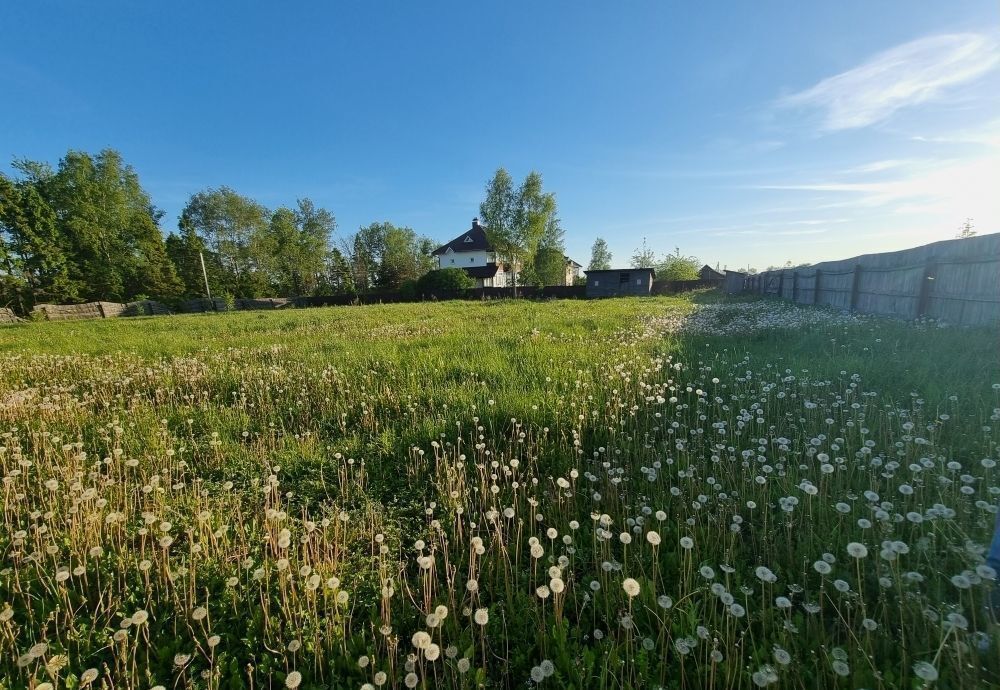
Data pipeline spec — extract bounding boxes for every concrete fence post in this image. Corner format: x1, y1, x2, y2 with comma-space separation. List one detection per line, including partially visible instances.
849, 265, 862, 311
916, 261, 937, 318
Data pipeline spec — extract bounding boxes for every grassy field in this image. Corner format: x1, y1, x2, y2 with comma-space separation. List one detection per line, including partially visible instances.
0, 294, 998, 689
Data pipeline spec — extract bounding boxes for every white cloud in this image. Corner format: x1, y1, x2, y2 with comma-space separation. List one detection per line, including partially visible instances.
911, 117, 1000, 146
755, 149, 1000, 233
844, 159, 917, 174
779, 33, 1000, 130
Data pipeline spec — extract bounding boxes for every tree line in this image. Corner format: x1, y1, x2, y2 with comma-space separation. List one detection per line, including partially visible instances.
1, 149, 701, 313
585, 237, 701, 280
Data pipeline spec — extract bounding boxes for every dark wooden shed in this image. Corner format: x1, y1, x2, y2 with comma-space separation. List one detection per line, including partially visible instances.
585, 268, 656, 298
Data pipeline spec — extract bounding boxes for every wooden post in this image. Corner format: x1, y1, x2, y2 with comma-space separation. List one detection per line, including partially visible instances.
849, 265, 862, 311
814, 269, 822, 304
792, 272, 798, 303
916, 261, 936, 318
777, 271, 785, 299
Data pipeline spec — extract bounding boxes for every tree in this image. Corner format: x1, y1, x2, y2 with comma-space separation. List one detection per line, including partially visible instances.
380, 225, 434, 289
533, 214, 567, 285
0, 172, 82, 311
588, 237, 612, 271
293, 199, 336, 294
179, 187, 270, 297
165, 224, 217, 299
656, 247, 700, 281
317, 248, 355, 295
479, 168, 518, 280
630, 238, 658, 269
11, 149, 182, 303
956, 218, 976, 239
479, 168, 558, 292
346, 222, 434, 290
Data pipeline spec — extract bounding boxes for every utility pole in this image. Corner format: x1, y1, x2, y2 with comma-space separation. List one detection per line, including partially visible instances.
199, 252, 212, 300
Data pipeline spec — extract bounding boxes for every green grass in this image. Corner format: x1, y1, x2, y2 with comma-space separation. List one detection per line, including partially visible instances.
0, 294, 997, 689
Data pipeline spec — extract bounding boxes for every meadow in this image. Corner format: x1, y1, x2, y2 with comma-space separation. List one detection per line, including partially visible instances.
0, 294, 998, 690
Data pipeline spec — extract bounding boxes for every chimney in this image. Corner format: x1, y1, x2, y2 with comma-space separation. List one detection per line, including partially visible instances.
472, 217, 480, 229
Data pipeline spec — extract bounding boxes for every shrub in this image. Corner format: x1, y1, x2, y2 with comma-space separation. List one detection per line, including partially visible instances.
417, 268, 475, 294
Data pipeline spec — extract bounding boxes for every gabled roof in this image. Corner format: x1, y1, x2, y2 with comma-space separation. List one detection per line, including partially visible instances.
432, 219, 494, 256
564, 256, 583, 268
699, 265, 725, 279
463, 263, 501, 279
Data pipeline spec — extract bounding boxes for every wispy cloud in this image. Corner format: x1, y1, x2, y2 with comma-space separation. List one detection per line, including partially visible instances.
844, 159, 919, 174
911, 117, 1000, 146
778, 33, 1000, 130
754, 147, 1000, 232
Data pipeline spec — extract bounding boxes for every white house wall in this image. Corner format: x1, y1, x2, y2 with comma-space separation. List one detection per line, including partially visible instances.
438, 250, 497, 269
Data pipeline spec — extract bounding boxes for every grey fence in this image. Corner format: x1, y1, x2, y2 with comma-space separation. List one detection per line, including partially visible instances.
747, 233, 1000, 326
304, 285, 588, 307
651, 278, 722, 295
182, 297, 294, 313
30, 300, 171, 321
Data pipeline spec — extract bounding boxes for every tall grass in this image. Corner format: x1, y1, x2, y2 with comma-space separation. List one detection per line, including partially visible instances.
0, 295, 997, 689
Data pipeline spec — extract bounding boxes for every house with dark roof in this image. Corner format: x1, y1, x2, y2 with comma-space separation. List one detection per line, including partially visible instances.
432, 218, 584, 288
432, 218, 512, 287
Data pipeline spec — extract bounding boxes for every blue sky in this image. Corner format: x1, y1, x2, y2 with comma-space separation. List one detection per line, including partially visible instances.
2, 2, 998, 271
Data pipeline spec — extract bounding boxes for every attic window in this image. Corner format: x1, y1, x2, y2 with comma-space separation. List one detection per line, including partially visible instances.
463, 235, 473, 243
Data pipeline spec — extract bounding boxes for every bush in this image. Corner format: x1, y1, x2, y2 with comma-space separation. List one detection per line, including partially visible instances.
399, 279, 418, 301
416, 268, 475, 294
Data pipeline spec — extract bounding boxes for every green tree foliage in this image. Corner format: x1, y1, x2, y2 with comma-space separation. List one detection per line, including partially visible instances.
479, 168, 558, 290
165, 224, 217, 299
588, 237, 612, 271
179, 187, 271, 297
2, 149, 182, 307
316, 247, 355, 295
3, 150, 340, 308
48, 150, 184, 301
416, 267, 475, 294
0, 172, 82, 311
656, 247, 700, 281
532, 215, 567, 286
293, 199, 336, 294
630, 240, 700, 280
179, 190, 336, 298
348, 222, 434, 290
629, 238, 658, 269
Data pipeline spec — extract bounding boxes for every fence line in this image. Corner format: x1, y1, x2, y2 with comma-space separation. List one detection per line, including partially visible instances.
743, 233, 1000, 326
10, 279, 723, 325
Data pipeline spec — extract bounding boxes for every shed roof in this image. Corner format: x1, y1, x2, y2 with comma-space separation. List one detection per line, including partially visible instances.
584, 267, 656, 277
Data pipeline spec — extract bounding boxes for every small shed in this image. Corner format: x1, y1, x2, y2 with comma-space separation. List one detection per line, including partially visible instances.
698, 265, 725, 281
723, 270, 747, 294
585, 268, 655, 298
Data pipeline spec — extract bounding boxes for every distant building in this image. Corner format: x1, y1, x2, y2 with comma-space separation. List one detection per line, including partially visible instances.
431, 218, 513, 287
432, 218, 582, 288
563, 257, 583, 285
698, 265, 726, 281
584, 268, 655, 298
723, 270, 747, 294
